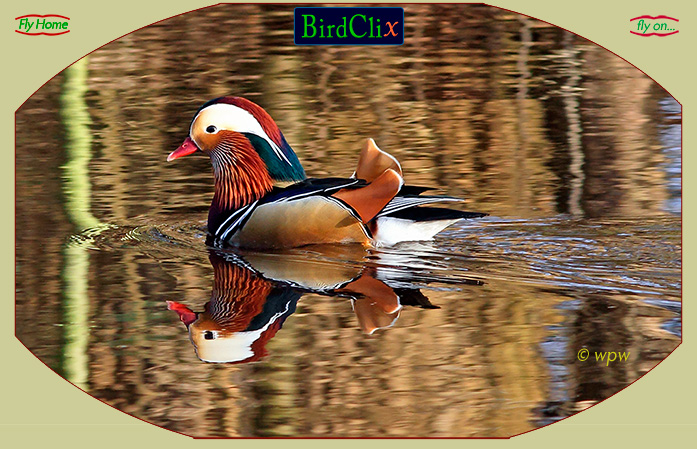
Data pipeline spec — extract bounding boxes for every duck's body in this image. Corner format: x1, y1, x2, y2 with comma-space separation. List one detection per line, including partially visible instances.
216, 179, 369, 248
167, 248, 438, 363
168, 96, 485, 249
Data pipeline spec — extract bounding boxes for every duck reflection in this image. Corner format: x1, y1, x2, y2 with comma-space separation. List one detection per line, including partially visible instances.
168, 246, 441, 364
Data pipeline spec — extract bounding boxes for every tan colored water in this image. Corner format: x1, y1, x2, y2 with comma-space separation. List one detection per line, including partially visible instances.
15, 4, 680, 437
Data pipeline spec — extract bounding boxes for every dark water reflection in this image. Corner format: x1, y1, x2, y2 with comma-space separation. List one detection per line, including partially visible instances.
168, 248, 465, 364
15, 4, 680, 438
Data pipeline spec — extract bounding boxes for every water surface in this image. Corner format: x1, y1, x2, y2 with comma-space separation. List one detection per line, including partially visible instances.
15, 4, 681, 438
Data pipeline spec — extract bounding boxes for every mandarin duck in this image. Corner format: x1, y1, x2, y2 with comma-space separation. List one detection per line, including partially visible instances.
167, 97, 486, 249
167, 253, 301, 364
167, 250, 439, 363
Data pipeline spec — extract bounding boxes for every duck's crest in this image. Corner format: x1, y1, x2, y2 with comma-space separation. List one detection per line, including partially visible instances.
200, 97, 282, 146
199, 96, 305, 182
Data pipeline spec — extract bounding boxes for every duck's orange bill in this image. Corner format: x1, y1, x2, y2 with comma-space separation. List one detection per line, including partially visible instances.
167, 137, 199, 161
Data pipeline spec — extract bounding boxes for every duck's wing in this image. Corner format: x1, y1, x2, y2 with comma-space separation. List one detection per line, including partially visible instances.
263, 177, 367, 202
352, 138, 403, 181
376, 193, 465, 218
212, 178, 374, 246
332, 168, 403, 223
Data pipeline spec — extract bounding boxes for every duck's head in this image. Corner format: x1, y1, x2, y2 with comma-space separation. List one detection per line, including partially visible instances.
167, 96, 306, 183
166, 254, 300, 364
167, 300, 279, 364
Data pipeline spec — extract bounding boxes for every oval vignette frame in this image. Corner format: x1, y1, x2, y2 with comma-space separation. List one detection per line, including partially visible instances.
14, 2, 683, 440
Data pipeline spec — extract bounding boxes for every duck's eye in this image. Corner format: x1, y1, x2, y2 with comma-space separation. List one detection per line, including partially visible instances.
205, 125, 218, 134
204, 331, 216, 340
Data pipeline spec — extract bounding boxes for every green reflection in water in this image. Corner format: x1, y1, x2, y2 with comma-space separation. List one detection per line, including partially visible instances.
60, 58, 100, 230
59, 57, 109, 390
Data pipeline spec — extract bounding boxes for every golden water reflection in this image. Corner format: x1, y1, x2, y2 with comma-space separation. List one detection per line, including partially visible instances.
14, 3, 680, 438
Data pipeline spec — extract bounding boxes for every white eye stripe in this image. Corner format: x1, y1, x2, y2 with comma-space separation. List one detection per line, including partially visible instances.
191, 103, 291, 165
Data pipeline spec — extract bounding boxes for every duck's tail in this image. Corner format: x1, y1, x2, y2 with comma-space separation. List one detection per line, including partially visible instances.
372, 206, 487, 246
333, 138, 486, 245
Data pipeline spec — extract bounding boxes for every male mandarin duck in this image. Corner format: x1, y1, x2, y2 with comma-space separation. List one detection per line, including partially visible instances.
167, 250, 439, 363
167, 96, 485, 249
167, 253, 301, 364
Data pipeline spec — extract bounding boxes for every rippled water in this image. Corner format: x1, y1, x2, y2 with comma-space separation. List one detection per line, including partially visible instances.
15, 4, 680, 438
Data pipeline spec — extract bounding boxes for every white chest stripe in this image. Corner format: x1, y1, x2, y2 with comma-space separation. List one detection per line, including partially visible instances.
215, 204, 250, 237
219, 200, 259, 240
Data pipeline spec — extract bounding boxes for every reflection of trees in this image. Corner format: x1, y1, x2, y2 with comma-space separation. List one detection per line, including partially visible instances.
579, 49, 669, 218
563, 292, 680, 415
61, 3, 675, 221
14, 3, 680, 438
